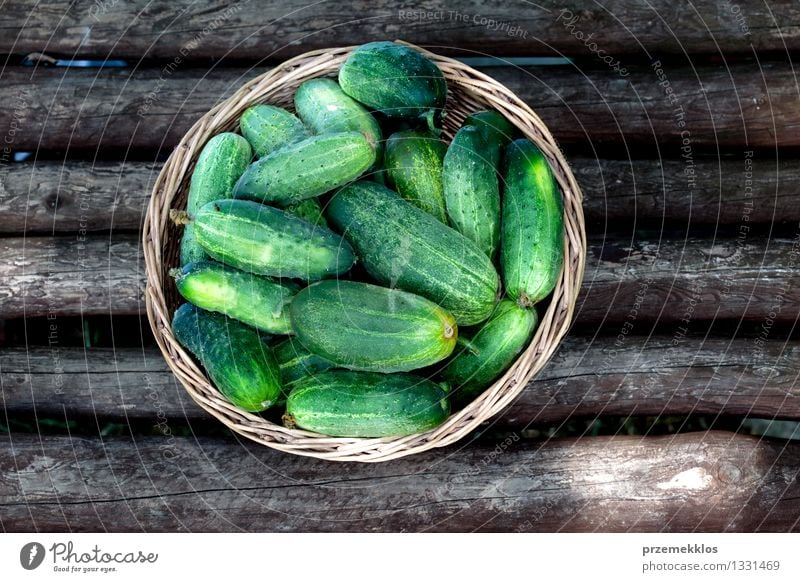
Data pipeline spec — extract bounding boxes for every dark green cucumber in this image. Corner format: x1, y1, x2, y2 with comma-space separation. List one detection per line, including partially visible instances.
294, 78, 382, 168
284, 370, 450, 437
193, 199, 355, 281
443, 125, 501, 258
384, 129, 447, 222
273, 338, 335, 388
290, 280, 457, 373
441, 300, 538, 404
464, 110, 514, 167
232, 131, 375, 205
327, 181, 499, 325
171, 261, 296, 334
172, 303, 281, 412
283, 198, 329, 228
239, 104, 309, 158
501, 139, 565, 307
338, 41, 447, 127
180, 133, 252, 265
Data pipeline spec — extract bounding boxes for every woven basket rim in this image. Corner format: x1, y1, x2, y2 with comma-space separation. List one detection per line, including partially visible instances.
143, 41, 587, 462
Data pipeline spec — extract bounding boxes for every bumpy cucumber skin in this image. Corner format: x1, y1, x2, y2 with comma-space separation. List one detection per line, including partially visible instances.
172, 303, 282, 412
501, 139, 565, 307
283, 198, 329, 228
193, 199, 355, 281
294, 78, 383, 168
443, 125, 501, 258
442, 300, 538, 404
173, 260, 296, 334
290, 280, 457, 373
338, 41, 447, 121
180, 133, 252, 265
327, 181, 499, 325
232, 131, 375, 205
463, 110, 514, 167
239, 104, 309, 158
285, 371, 450, 437
384, 129, 447, 222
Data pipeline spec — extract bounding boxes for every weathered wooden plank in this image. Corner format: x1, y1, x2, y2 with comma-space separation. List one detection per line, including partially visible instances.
0, 0, 796, 60
1, 432, 797, 532
1, 61, 797, 151
2, 234, 798, 324
4, 157, 799, 234
3, 337, 799, 426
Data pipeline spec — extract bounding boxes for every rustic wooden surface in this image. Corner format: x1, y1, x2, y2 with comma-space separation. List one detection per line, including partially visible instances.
2, 62, 798, 152
3, 158, 799, 235
3, 337, 799, 427
0, 0, 796, 60
2, 234, 798, 324
1, 432, 797, 532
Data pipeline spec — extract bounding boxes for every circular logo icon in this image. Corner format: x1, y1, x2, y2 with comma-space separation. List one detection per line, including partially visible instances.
20, 542, 45, 570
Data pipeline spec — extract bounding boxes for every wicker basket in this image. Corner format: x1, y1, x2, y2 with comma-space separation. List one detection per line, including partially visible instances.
143, 42, 586, 462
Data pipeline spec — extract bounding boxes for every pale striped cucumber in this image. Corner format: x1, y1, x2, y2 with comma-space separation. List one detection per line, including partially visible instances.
326, 181, 499, 325
501, 139, 564, 307
273, 338, 335, 389
232, 131, 375, 205
294, 78, 382, 168
338, 41, 447, 129
464, 110, 514, 167
171, 261, 296, 334
443, 124, 501, 258
442, 300, 538, 404
239, 104, 309, 158
384, 129, 447, 222
172, 303, 281, 412
193, 199, 355, 281
290, 280, 457, 373
284, 371, 450, 437
180, 133, 252, 265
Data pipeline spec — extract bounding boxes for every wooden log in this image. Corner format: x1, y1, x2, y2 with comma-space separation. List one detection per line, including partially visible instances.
0, 61, 797, 151
3, 337, 799, 426
0, 0, 796, 60
1, 431, 797, 532
2, 234, 798, 325
4, 157, 800, 234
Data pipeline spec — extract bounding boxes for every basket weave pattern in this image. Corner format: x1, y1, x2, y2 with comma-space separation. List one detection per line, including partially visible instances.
143, 43, 586, 462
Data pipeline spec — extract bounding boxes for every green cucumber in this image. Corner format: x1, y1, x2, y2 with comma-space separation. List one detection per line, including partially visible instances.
180, 133, 252, 265
232, 131, 375, 205
501, 139, 564, 307
441, 300, 538, 404
239, 104, 309, 158
284, 371, 450, 437
338, 41, 447, 128
294, 78, 382, 168
327, 181, 499, 325
384, 129, 447, 222
464, 110, 514, 167
273, 338, 335, 388
172, 303, 281, 412
290, 280, 457, 373
193, 199, 355, 281
283, 198, 329, 228
443, 124, 501, 258
171, 261, 296, 334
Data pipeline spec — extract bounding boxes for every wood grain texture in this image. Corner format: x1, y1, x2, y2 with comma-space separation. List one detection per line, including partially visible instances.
2, 234, 798, 323
0, 0, 797, 60
1, 61, 797, 152
4, 157, 799, 234
1, 431, 797, 532
3, 337, 799, 426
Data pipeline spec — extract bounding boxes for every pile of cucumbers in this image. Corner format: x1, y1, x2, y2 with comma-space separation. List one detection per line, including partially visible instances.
171, 41, 564, 438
